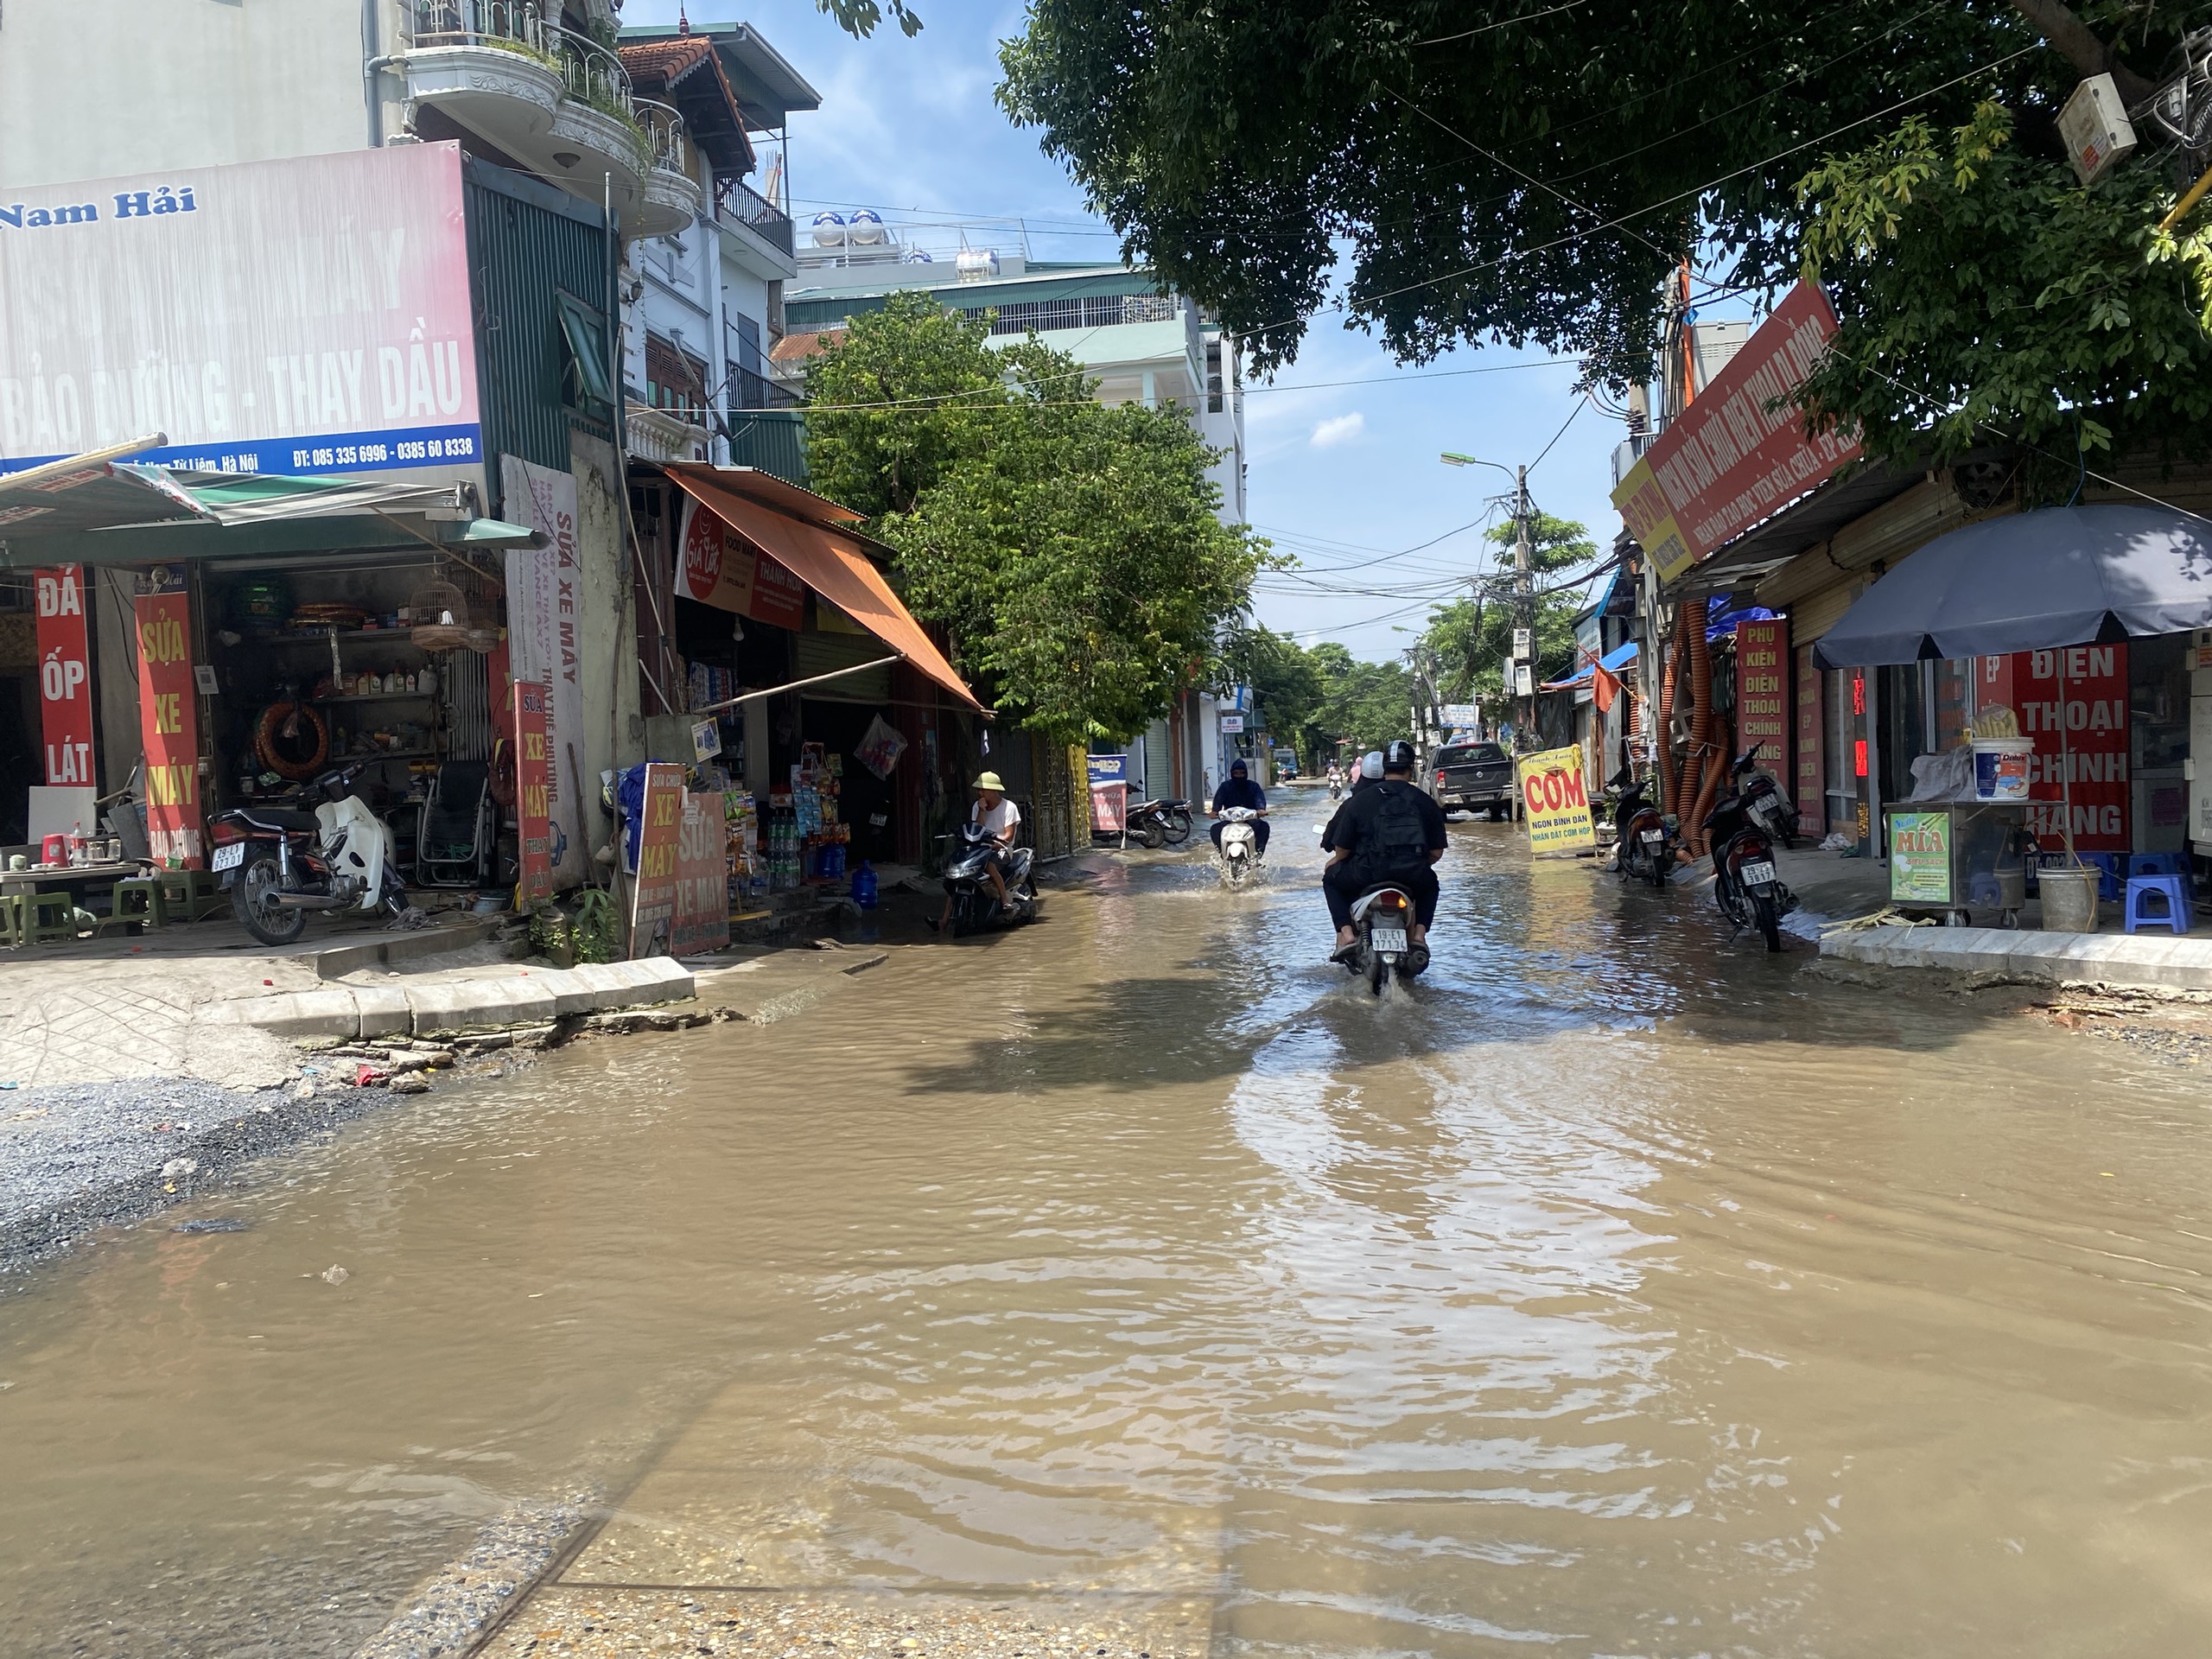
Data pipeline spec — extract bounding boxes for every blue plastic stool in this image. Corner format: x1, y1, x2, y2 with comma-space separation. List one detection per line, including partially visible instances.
2124, 874, 2191, 936
2127, 852, 2195, 899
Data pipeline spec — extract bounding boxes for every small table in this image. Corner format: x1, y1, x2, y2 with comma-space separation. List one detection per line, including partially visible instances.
1, 861, 150, 941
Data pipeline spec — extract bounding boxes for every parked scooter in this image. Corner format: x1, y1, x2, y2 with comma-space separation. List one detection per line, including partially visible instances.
1343, 883, 1427, 995
1704, 748, 1796, 951
1214, 804, 1265, 887
208, 763, 413, 945
1609, 768, 1676, 888
1736, 744, 1801, 849
939, 823, 1040, 936
1126, 796, 1193, 849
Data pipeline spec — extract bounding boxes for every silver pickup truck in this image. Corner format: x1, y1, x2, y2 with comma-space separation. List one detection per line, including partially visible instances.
1428, 741, 1518, 819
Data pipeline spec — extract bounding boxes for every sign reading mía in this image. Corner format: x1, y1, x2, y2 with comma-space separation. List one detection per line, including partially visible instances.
0, 145, 480, 477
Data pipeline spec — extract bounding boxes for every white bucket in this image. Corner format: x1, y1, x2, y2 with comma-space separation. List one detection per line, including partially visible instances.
1972, 737, 2033, 802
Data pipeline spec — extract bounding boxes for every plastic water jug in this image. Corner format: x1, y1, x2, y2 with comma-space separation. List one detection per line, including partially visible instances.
851, 861, 879, 909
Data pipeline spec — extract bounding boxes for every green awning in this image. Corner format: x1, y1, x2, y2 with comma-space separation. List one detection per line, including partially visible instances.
0, 461, 213, 536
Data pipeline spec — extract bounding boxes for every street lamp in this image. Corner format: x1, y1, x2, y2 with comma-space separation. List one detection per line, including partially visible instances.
1440, 454, 1535, 741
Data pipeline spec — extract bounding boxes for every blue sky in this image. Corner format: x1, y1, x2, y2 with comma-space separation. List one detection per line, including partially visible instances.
626, 0, 1628, 661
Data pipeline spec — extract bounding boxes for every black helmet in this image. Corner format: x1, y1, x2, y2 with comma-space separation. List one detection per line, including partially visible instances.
1229, 757, 1248, 775
1383, 740, 1417, 772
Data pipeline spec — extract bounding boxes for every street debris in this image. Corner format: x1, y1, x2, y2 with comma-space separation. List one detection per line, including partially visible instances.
321, 1264, 350, 1285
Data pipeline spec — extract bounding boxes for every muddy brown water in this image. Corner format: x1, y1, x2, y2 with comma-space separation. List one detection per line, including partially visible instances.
6, 809, 2212, 1656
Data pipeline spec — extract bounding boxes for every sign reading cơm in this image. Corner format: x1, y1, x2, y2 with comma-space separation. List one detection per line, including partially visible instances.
0, 145, 481, 478
1611, 282, 1859, 585
1516, 745, 1596, 855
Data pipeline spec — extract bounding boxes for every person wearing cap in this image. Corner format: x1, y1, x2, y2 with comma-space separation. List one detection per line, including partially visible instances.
1322, 739, 1447, 964
933, 772, 1020, 933
1209, 757, 1270, 858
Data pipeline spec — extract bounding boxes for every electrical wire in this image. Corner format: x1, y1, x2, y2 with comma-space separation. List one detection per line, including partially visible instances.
1413, 1, 1585, 47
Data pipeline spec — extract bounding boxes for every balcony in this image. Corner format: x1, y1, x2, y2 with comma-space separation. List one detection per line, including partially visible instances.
632, 99, 702, 238
716, 179, 796, 277
626, 404, 708, 463
398, 2, 679, 239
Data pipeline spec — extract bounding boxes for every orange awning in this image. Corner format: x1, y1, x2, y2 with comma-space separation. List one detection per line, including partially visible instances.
664, 464, 985, 715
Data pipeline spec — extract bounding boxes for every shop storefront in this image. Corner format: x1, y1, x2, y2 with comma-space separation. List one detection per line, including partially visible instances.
649, 461, 984, 913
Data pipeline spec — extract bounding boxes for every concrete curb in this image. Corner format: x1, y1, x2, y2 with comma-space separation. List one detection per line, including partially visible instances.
192, 957, 697, 1041
1821, 924, 2212, 991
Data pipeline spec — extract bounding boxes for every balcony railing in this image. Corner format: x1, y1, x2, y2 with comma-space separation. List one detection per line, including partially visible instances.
400, 3, 641, 130
717, 179, 794, 259
634, 98, 691, 178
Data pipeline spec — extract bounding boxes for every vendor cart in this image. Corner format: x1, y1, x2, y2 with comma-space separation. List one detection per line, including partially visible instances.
1884, 802, 2036, 926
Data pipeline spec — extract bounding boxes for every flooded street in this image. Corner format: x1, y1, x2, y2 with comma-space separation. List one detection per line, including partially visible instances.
7, 804, 2212, 1656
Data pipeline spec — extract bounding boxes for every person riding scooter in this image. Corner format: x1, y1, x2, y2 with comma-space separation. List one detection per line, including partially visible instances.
932, 772, 1020, 933
1323, 740, 1447, 967
1210, 758, 1270, 859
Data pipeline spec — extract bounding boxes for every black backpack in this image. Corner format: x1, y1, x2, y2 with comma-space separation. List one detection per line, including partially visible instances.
1354, 783, 1430, 881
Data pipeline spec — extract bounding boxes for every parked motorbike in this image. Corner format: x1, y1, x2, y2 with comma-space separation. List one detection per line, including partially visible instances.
939, 823, 1040, 936
1609, 768, 1676, 888
1736, 744, 1801, 849
1214, 805, 1265, 887
208, 763, 412, 945
1704, 748, 1796, 952
1126, 797, 1193, 849
1343, 883, 1427, 995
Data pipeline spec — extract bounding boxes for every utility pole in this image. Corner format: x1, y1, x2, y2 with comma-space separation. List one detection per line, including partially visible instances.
1515, 463, 1534, 743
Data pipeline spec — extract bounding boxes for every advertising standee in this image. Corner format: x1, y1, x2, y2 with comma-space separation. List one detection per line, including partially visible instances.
1516, 745, 1597, 855
512, 679, 554, 906
35, 565, 94, 786
134, 589, 201, 866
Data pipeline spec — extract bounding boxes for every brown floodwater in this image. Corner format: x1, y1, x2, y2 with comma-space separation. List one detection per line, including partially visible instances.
6, 807, 2212, 1656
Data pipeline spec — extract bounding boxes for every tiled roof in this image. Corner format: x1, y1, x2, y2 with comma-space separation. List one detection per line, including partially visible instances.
616, 36, 715, 82
769, 328, 846, 364
618, 37, 754, 175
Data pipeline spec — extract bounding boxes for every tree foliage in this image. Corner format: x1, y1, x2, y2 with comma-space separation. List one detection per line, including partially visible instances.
804, 298, 1270, 742
1420, 513, 1599, 706
1220, 623, 1325, 748
994, 0, 2127, 384
1796, 100, 2212, 474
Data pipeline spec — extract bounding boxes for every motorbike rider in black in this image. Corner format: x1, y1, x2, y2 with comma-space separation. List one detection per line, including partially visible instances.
1209, 758, 1270, 856
1322, 741, 1447, 963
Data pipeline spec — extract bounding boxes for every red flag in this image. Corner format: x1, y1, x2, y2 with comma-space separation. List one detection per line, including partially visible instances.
1592, 659, 1621, 713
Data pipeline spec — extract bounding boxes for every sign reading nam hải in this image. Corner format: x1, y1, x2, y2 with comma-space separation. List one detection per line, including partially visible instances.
0, 145, 480, 479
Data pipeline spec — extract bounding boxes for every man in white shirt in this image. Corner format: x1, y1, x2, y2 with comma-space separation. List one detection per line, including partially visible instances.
935, 771, 1021, 932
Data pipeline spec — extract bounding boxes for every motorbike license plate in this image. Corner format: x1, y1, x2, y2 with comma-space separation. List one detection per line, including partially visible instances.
211, 842, 246, 872
1640, 829, 1663, 844
1738, 860, 1777, 887
1370, 926, 1408, 953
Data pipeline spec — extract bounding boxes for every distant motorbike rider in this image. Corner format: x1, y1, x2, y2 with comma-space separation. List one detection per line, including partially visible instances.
932, 772, 1020, 933
1323, 740, 1447, 963
1209, 758, 1270, 857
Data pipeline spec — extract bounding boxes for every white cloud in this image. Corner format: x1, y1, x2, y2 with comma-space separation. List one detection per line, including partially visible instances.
1309, 411, 1366, 448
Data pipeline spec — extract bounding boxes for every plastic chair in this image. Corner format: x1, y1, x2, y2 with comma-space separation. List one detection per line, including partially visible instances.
2124, 874, 2191, 936
24, 891, 78, 944
110, 877, 168, 931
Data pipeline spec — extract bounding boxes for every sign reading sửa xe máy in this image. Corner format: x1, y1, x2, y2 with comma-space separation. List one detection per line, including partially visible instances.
1516, 746, 1596, 855
1610, 281, 1860, 585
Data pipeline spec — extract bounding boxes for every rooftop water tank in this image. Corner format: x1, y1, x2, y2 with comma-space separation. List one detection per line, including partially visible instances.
810, 211, 846, 248
954, 247, 1000, 283
847, 207, 887, 246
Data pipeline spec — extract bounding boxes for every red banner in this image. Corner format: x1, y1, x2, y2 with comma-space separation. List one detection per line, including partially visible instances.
678, 497, 807, 631
1794, 645, 1824, 839
1734, 619, 1789, 776
134, 589, 201, 867
1978, 645, 2129, 850
35, 565, 94, 786
1617, 282, 1860, 577
629, 761, 686, 957
512, 678, 554, 906
670, 789, 730, 957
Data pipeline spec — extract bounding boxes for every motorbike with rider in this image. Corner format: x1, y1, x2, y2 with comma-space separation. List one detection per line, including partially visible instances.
1321, 741, 1448, 976
1210, 758, 1270, 860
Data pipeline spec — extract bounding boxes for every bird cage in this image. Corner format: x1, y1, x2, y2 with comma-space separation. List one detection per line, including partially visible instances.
409, 573, 474, 652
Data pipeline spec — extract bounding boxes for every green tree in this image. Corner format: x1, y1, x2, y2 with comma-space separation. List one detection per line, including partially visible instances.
1220, 624, 1325, 757
805, 314, 1271, 742
1796, 100, 2212, 475
1422, 512, 1599, 706
1312, 650, 1418, 760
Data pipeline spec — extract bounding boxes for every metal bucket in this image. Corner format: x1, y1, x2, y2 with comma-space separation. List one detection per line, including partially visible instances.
2037, 866, 2100, 933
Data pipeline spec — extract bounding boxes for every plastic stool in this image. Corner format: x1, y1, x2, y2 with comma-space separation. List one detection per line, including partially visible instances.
2127, 852, 2195, 899
2124, 874, 2191, 936
111, 877, 168, 930
24, 890, 78, 944
158, 868, 225, 922
0, 894, 24, 948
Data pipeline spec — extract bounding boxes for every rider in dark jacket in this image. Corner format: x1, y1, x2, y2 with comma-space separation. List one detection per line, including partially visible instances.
1210, 759, 1270, 855
1323, 741, 1446, 962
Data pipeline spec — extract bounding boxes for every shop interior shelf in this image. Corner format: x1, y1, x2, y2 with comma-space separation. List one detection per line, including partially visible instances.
317, 691, 438, 703
249, 630, 431, 647
333, 748, 440, 762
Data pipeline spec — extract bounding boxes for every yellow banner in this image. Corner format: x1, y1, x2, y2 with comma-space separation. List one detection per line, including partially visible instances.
1515, 746, 1596, 855
1609, 454, 1696, 587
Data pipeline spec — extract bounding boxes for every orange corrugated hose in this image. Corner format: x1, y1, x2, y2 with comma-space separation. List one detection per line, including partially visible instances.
1685, 617, 1720, 855
1656, 605, 1685, 817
